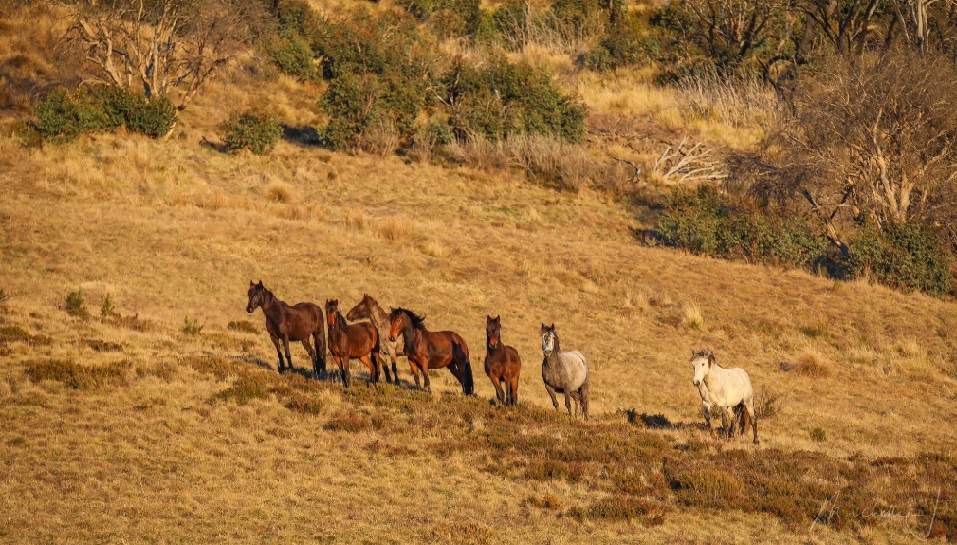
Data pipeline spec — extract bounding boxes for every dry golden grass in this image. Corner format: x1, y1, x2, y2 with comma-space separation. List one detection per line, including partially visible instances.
2, 5, 956, 544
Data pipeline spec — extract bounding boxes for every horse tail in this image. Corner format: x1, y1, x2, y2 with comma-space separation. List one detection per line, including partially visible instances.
453, 338, 474, 396
739, 402, 752, 436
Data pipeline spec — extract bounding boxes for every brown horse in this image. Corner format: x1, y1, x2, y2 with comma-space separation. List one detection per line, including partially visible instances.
325, 299, 381, 387
388, 307, 473, 395
345, 294, 403, 385
246, 281, 326, 377
485, 315, 522, 406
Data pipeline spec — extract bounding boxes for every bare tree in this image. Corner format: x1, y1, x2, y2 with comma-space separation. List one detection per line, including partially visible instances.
64, 0, 262, 109
748, 51, 957, 251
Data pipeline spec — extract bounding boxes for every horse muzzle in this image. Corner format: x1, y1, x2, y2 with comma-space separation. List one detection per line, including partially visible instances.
389, 335, 396, 342
692, 379, 700, 387
246, 306, 255, 313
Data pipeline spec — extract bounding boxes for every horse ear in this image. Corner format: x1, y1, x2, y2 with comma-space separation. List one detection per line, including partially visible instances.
708, 352, 715, 367
550, 323, 555, 330
495, 315, 500, 321
249, 280, 254, 287
257, 280, 263, 287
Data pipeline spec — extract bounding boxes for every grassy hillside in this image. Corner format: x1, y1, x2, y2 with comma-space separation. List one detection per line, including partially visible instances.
2, 1, 956, 543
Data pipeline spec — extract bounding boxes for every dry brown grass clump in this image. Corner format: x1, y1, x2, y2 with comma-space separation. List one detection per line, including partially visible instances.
780, 352, 831, 378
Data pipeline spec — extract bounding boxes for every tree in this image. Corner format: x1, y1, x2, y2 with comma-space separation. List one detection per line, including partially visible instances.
746, 51, 957, 252
64, 0, 264, 110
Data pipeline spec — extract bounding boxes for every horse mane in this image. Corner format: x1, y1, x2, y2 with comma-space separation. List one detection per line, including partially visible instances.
335, 308, 348, 330
692, 348, 724, 368
389, 307, 426, 330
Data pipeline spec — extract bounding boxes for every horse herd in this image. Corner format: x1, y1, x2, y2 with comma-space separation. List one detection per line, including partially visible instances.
246, 280, 759, 444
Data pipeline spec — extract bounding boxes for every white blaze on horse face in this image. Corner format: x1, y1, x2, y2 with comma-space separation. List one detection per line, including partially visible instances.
541, 332, 555, 355
691, 355, 709, 387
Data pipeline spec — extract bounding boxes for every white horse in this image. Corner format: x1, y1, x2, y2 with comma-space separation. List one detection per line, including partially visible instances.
690, 349, 759, 444
541, 323, 590, 420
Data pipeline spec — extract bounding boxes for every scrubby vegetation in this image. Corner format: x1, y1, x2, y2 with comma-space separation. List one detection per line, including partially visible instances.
222, 109, 283, 155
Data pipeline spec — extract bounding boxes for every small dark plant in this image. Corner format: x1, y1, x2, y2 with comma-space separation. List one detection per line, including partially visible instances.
182, 316, 205, 335
65, 290, 87, 317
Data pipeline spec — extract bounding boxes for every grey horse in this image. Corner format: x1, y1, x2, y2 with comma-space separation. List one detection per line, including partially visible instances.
540, 323, 590, 420
346, 294, 403, 384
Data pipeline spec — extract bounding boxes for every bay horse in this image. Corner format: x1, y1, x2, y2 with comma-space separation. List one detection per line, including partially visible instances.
485, 315, 521, 406
388, 307, 474, 395
346, 294, 403, 385
690, 349, 759, 444
325, 299, 381, 387
246, 280, 326, 377
540, 323, 589, 420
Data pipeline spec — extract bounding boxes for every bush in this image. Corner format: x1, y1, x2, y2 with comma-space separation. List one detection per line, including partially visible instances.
270, 34, 317, 80
26, 359, 128, 389
24, 87, 177, 144
126, 95, 176, 137
656, 185, 826, 268
445, 55, 586, 143
222, 109, 283, 155
32, 88, 107, 143
584, 14, 656, 71
65, 290, 87, 317
848, 222, 952, 295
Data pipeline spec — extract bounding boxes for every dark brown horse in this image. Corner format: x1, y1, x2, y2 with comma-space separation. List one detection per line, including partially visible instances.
246, 281, 326, 377
388, 307, 473, 395
346, 294, 403, 385
325, 299, 381, 387
485, 315, 522, 406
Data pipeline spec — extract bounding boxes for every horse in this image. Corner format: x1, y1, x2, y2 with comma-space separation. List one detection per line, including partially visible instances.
325, 299, 381, 387
485, 315, 521, 406
540, 323, 590, 420
388, 307, 473, 395
346, 294, 403, 385
690, 349, 759, 444
245, 280, 326, 377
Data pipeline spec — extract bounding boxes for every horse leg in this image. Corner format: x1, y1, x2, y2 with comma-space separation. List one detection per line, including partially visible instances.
701, 404, 716, 438
745, 399, 759, 444
490, 374, 505, 406
301, 339, 317, 379
359, 354, 377, 386
312, 331, 326, 380
579, 381, 589, 421
544, 384, 559, 411
282, 334, 294, 371
563, 390, 572, 416
722, 406, 735, 439
379, 350, 394, 385
269, 334, 285, 372
509, 375, 519, 406
390, 353, 399, 386
421, 362, 432, 393
409, 359, 421, 390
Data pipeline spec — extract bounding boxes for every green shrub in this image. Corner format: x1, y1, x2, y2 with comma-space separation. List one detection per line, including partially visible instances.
127, 95, 176, 138
222, 109, 283, 155
848, 222, 952, 295
277, 0, 324, 42
181, 316, 205, 335
270, 34, 317, 80
214, 374, 271, 405
584, 14, 656, 71
32, 88, 107, 143
65, 290, 86, 317
445, 55, 586, 143
25, 86, 177, 144
100, 294, 115, 318
656, 185, 826, 268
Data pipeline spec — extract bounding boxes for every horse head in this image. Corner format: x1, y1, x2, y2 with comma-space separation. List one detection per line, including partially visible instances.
246, 280, 266, 313
346, 294, 375, 322
540, 323, 557, 355
486, 315, 501, 349
388, 308, 406, 342
325, 299, 339, 326
690, 348, 715, 387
